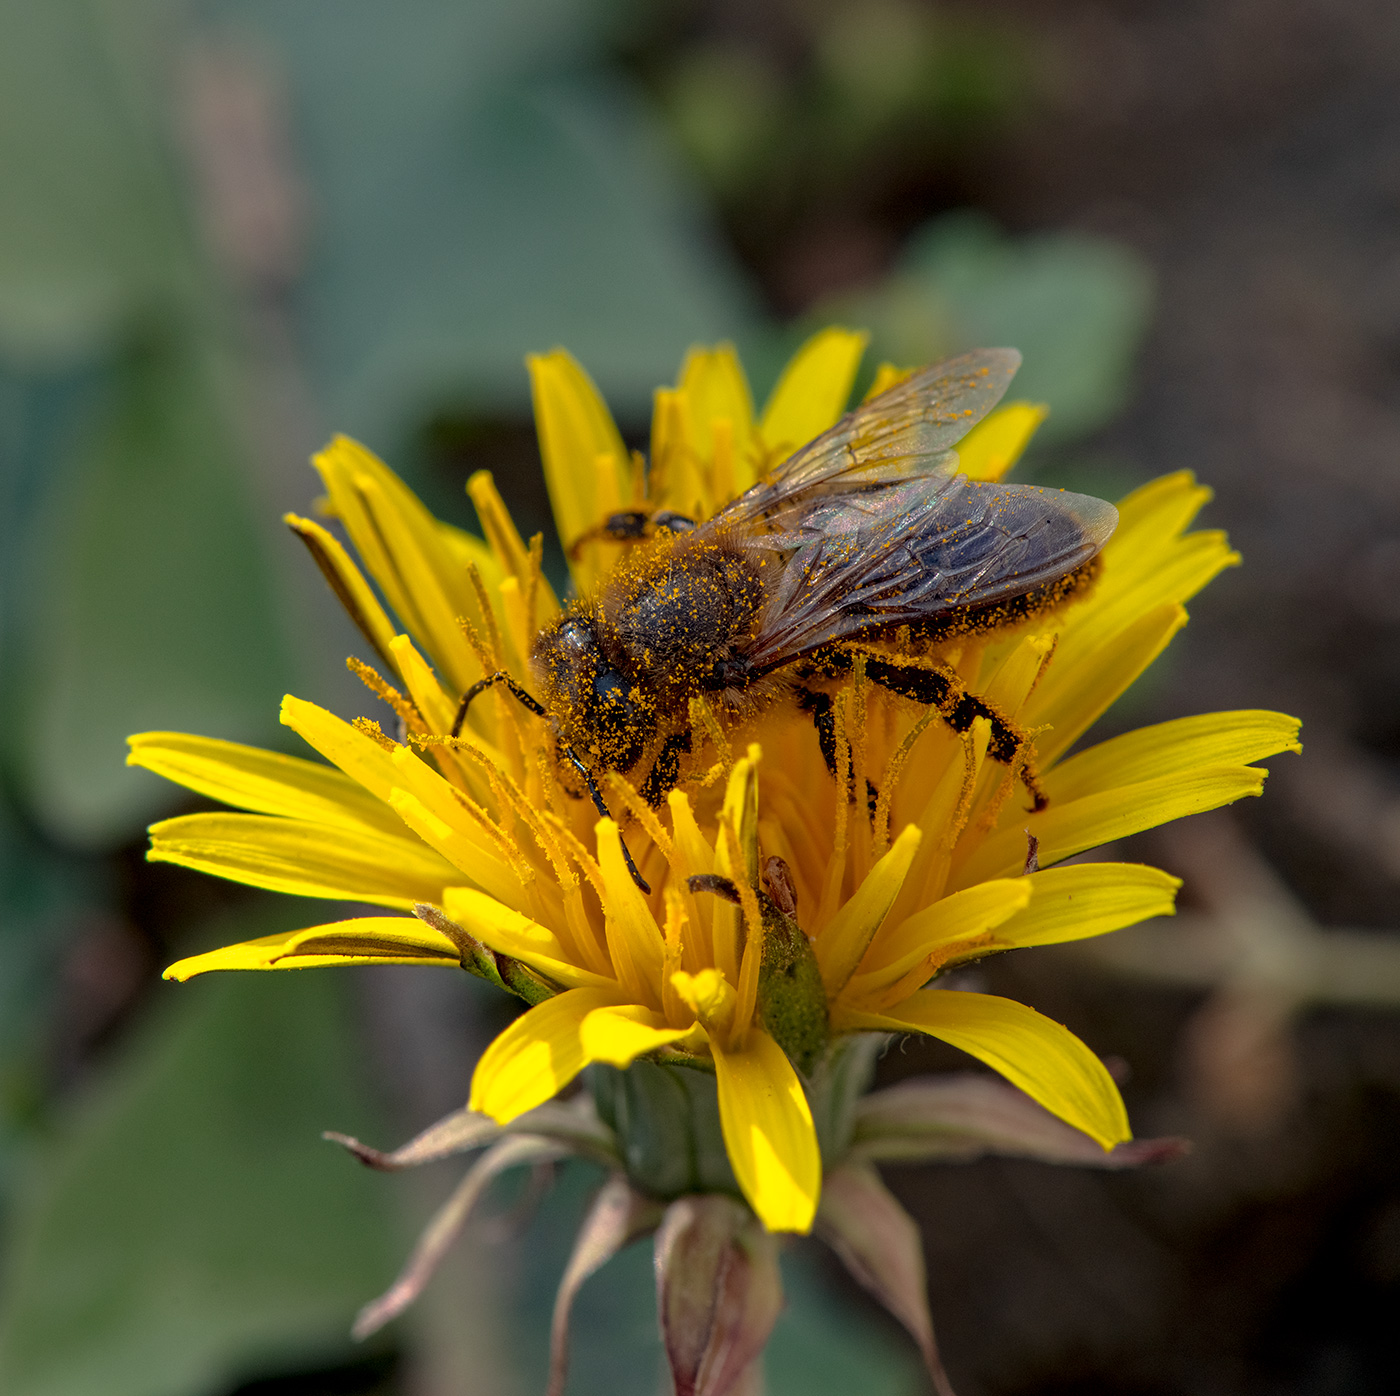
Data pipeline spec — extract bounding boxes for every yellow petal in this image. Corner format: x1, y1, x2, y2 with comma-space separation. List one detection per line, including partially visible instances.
1025, 603, 1187, 769
352, 471, 481, 693
989, 863, 1181, 949
147, 812, 457, 907
888, 718, 991, 925
386, 788, 525, 909
1069, 530, 1239, 655
719, 748, 761, 883
1046, 710, 1302, 805
862, 877, 1033, 985
468, 470, 548, 602
712, 1028, 821, 1233
164, 916, 461, 981
528, 349, 630, 594
678, 343, 755, 461
596, 819, 665, 1007
758, 327, 868, 462
951, 764, 1272, 889
836, 990, 1130, 1150
389, 633, 459, 738
469, 986, 623, 1122
579, 1003, 691, 1067
386, 745, 528, 905
672, 968, 737, 1032
667, 788, 716, 964
435, 518, 505, 592
651, 387, 711, 521
1110, 470, 1215, 553
954, 402, 1048, 482
441, 886, 617, 991
127, 731, 403, 837
280, 694, 400, 804
312, 436, 483, 691
816, 824, 923, 993
283, 513, 400, 675
712, 752, 761, 992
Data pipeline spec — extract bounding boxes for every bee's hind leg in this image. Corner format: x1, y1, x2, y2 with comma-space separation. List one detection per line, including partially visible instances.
857, 652, 1049, 810
797, 685, 879, 814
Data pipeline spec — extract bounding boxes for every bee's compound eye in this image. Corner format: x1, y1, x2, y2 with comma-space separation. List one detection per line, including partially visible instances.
592, 669, 630, 709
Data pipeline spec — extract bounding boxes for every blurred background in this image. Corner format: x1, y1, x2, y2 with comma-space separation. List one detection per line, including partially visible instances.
1, 0, 1398, 1392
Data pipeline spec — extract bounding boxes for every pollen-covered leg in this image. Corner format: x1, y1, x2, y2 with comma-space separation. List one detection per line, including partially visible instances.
856, 652, 1049, 810
640, 729, 693, 806
566, 509, 697, 560
798, 688, 838, 777
450, 670, 546, 738
797, 687, 882, 814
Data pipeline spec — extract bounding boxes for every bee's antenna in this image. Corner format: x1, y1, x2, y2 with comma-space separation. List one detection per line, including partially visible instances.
563, 747, 651, 894
451, 671, 546, 738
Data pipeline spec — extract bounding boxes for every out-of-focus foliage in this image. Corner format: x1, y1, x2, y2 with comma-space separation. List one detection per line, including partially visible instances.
0, 1, 1160, 1393
825, 211, 1155, 443
0, 0, 290, 845
0, 0, 758, 847
226, 0, 756, 438
505, 1161, 925, 1396
643, 0, 1031, 290
0, 929, 392, 1396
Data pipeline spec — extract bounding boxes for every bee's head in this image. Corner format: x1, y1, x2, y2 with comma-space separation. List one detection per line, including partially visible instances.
530, 610, 652, 775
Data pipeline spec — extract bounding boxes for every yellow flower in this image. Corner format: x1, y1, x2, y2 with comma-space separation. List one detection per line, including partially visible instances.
129, 328, 1299, 1236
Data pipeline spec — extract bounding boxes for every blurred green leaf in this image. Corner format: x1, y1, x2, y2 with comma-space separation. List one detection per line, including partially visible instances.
658, 46, 783, 199
0, 934, 394, 1396
0, 0, 201, 365
226, 0, 758, 438
0, 0, 298, 844
827, 211, 1154, 442
13, 336, 290, 845
766, 1245, 925, 1396
506, 1162, 927, 1396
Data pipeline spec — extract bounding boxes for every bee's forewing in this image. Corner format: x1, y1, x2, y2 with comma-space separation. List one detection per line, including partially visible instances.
742, 480, 1118, 668
717, 348, 1022, 531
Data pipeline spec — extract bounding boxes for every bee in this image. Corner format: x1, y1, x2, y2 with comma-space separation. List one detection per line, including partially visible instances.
455, 348, 1117, 891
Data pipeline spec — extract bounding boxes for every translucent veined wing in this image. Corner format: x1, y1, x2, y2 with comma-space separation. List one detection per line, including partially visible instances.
739, 478, 1119, 671
713, 348, 1022, 535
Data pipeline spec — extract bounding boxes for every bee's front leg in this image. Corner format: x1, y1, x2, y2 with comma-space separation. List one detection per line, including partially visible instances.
639, 729, 693, 806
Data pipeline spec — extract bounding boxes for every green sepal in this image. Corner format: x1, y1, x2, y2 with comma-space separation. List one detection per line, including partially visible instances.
495, 955, 560, 1006
756, 894, 829, 1077
412, 903, 559, 1004
807, 1032, 889, 1164
590, 1059, 740, 1200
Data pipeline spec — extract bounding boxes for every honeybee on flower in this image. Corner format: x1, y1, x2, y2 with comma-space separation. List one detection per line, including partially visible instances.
130, 328, 1298, 1394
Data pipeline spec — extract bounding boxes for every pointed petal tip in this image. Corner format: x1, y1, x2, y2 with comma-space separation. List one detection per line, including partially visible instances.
323, 1130, 396, 1171
1113, 1135, 1192, 1166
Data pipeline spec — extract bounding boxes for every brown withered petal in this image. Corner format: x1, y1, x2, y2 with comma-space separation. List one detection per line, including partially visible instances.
327, 1095, 621, 1175
815, 1163, 955, 1396
325, 1106, 500, 1171
548, 1176, 664, 1396
353, 1134, 566, 1339
654, 1195, 784, 1396
849, 1073, 1190, 1168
